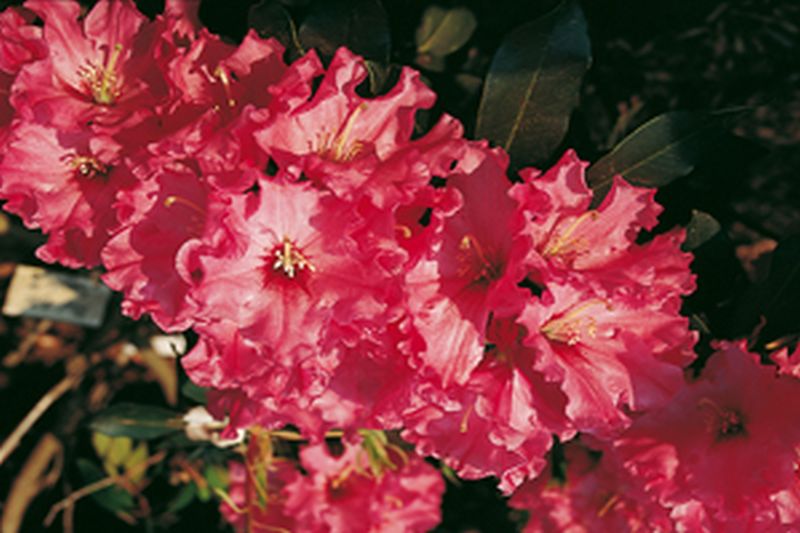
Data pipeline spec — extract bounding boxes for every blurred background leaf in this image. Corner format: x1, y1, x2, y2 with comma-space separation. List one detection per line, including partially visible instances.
89, 403, 184, 441
415, 6, 477, 72
248, 0, 303, 60
683, 210, 721, 251
298, 0, 390, 63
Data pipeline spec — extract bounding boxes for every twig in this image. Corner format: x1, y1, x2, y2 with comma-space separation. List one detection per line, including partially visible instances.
44, 450, 167, 526
2, 319, 52, 367
0, 373, 79, 466
0, 433, 64, 533
44, 477, 119, 525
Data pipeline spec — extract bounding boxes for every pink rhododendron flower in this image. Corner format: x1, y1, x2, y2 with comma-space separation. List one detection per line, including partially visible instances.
770, 343, 800, 380
406, 142, 530, 386
0, 122, 135, 267
222, 437, 443, 533
13, 0, 169, 136
184, 316, 344, 438
0, 7, 46, 77
511, 150, 695, 303
184, 175, 401, 356
188, 312, 422, 440
101, 162, 240, 330
612, 341, 800, 530
220, 458, 297, 533
179, 174, 411, 435
252, 47, 465, 207
281, 440, 443, 533
0, 6, 46, 140
402, 318, 574, 493
154, 27, 286, 172
299, 315, 424, 434
160, 0, 203, 46
509, 440, 675, 532
519, 278, 695, 437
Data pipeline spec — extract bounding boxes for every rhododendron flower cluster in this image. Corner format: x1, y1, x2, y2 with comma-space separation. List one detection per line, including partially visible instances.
221, 433, 443, 533
1, 0, 796, 530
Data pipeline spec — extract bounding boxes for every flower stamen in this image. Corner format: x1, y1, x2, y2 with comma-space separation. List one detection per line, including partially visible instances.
541, 299, 612, 346
458, 234, 500, 281
164, 195, 204, 214
395, 224, 413, 239
213, 66, 237, 108
597, 493, 620, 517
459, 404, 474, 434
68, 155, 108, 179
163, 195, 206, 235
272, 237, 316, 279
697, 398, 747, 441
316, 103, 367, 162
79, 43, 124, 105
543, 210, 599, 259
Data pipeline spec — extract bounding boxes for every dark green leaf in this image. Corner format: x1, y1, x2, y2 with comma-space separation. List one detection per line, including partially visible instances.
76, 458, 136, 514
167, 483, 197, 514
248, 0, 303, 60
683, 210, 721, 251
587, 109, 745, 199
89, 403, 184, 440
363, 60, 394, 95
475, 0, 591, 167
204, 463, 229, 492
181, 381, 208, 404
415, 6, 477, 57
298, 0, 390, 63
276, 0, 310, 6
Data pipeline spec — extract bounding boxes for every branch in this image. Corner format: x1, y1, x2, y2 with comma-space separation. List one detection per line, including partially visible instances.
0, 371, 81, 466
44, 450, 167, 527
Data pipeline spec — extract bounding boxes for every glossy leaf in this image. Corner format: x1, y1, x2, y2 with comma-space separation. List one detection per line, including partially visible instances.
248, 0, 303, 59
683, 210, 721, 251
298, 0, 390, 63
416, 6, 477, 57
167, 483, 197, 514
587, 109, 744, 198
181, 381, 208, 404
76, 459, 136, 515
475, 0, 591, 167
89, 403, 184, 440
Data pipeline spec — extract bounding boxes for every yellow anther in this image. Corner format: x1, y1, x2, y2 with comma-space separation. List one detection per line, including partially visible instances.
69, 156, 108, 179
459, 404, 474, 434
163, 195, 205, 214
543, 211, 600, 258
541, 299, 611, 346
597, 493, 620, 517
213, 66, 237, 108
79, 43, 124, 105
395, 224, 413, 239
317, 103, 367, 162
